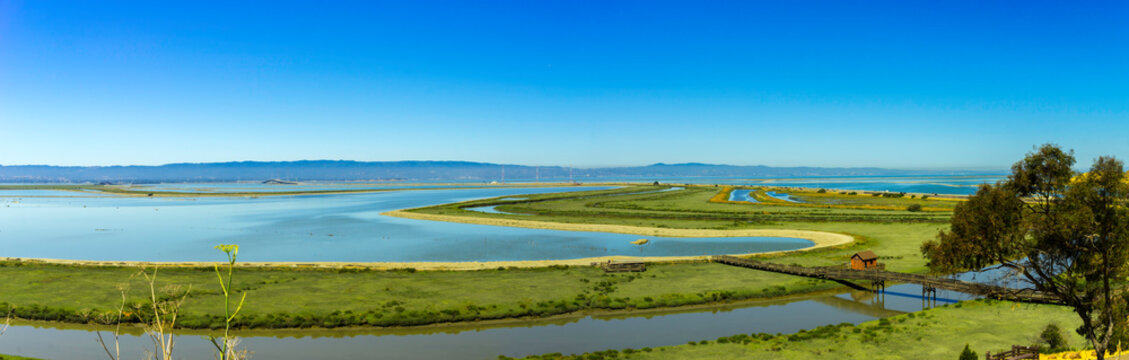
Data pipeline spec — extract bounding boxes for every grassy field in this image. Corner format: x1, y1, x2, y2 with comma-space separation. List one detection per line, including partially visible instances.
503, 299, 1084, 360
413, 185, 953, 226
0, 261, 842, 329
409, 186, 950, 271
713, 186, 961, 211
0, 185, 952, 329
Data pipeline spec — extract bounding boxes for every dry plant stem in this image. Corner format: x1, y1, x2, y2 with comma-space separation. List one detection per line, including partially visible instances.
0, 305, 12, 337
218, 337, 249, 360
142, 266, 191, 360
96, 286, 129, 360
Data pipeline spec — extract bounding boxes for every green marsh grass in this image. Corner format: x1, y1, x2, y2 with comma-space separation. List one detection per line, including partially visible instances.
503, 300, 1083, 360
2, 185, 948, 329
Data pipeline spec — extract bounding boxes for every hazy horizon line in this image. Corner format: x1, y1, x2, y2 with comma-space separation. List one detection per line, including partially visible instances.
0, 159, 1009, 173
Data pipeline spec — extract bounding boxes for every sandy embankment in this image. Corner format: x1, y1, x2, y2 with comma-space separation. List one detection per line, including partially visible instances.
372, 210, 855, 268
382, 210, 853, 246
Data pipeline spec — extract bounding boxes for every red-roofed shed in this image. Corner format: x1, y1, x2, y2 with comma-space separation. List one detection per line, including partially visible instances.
850, 251, 879, 270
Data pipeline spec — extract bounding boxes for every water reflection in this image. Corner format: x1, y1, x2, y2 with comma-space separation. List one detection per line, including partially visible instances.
464, 205, 530, 216
0, 187, 812, 262
727, 189, 759, 203
0, 283, 980, 360
765, 191, 802, 203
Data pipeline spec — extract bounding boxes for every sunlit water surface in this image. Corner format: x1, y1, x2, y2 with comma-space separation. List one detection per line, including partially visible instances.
0, 182, 1019, 359
0, 280, 981, 360
0, 187, 811, 262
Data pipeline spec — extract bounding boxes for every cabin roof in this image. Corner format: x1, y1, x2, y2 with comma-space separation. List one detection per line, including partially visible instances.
852, 250, 878, 261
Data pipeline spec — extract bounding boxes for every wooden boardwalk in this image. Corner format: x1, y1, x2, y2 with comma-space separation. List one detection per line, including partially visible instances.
711, 255, 1061, 304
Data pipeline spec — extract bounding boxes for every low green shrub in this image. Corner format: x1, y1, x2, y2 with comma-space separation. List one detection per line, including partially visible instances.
959, 344, 977, 360
1040, 323, 1067, 351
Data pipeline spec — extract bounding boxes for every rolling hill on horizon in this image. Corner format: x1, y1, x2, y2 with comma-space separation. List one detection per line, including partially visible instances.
0, 160, 1003, 183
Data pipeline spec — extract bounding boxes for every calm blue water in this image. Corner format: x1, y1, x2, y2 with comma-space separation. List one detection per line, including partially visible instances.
0, 271, 993, 360
744, 176, 1004, 195
127, 175, 1001, 195
765, 191, 802, 203
0, 292, 882, 360
464, 204, 530, 216
727, 189, 759, 203
0, 190, 107, 197
0, 179, 1012, 359
38, 175, 1001, 195
0, 187, 811, 262
133, 183, 479, 193
519, 175, 1003, 195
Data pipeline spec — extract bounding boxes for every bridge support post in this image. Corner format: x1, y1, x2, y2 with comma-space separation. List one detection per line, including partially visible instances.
922, 286, 937, 308
871, 280, 885, 293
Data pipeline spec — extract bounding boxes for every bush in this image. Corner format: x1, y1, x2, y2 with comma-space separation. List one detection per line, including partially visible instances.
817, 189, 827, 193
1041, 323, 1067, 351
959, 344, 977, 360
907, 204, 923, 212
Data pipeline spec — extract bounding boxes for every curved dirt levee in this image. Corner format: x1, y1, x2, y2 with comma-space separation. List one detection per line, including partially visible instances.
383, 210, 851, 244
379, 210, 856, 266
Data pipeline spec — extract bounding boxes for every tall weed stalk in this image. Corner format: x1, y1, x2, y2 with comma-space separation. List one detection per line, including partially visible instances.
210, 244, 248, 360
140, 266, 191, 360
95, 282, 131, 360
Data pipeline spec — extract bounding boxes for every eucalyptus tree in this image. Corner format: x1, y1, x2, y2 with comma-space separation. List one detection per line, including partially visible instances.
921, 144, 1129, 359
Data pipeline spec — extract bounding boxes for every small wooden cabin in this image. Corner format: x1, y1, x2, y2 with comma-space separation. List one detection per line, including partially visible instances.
850, 251, 879, 270
598, 260, 646, 273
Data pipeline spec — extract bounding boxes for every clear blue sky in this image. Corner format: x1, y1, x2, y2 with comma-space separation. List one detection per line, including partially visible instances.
1, 1, 1126, 169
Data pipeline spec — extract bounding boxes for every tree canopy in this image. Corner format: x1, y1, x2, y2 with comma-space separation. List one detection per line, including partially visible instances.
922, 144, 1129, 359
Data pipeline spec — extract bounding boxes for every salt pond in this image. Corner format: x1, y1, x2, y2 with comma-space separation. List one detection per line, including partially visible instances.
0, 186, 811, 262
765, 191, 802, 203
727, 189, 759, 203
0, 182, 1009, 359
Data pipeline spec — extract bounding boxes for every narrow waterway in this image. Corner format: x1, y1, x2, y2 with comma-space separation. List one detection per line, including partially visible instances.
0, 280, 980, 360
727, 189, 759, 203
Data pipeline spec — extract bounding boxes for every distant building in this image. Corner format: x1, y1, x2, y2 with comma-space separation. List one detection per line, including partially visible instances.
850, 251, 879, 270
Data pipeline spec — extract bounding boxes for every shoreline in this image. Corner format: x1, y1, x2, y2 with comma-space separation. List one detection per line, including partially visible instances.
1, 214, 854, 271
383, 209, 852, 244
6, 286, 855, 337
0, 182, 617, 198
0, 182, 972, 200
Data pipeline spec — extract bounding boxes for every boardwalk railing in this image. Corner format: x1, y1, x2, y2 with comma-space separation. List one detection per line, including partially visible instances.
711, 255, 1060, 304
986, 345, 1039, 360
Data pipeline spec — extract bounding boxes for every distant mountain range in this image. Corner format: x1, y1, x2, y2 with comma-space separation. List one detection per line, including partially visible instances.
0, 160, 999, 183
